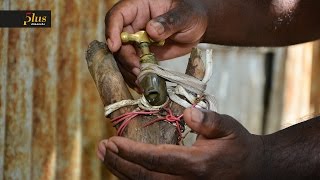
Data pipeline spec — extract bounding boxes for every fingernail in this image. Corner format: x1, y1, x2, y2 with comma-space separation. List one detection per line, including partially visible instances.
135, 79, 140, 85
107, 142, 119, 154
98, 140, 108, 161
98, 152, 104, 162
107, 38, 113, 50
149, 21, 165, 35
132, 67, 140, 76
191, 108, 204, 123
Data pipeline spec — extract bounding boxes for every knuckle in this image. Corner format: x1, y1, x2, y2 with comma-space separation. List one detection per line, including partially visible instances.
194, 164, 208, 178
156, 12, 181, 33
189, 155, 210, 178
136, 167, 147, 180
159, 0, 204, 28
212, 112, 223, 131
109, 155, 119, 171
202, 111, 221, 132
134, 167, 154, 180
105, 5, 117, 25
104, 1, 122, 29
144, 154, 160, 170
104, 10, 111, 23
104, 13, 113, 37
105, 151, 121, 172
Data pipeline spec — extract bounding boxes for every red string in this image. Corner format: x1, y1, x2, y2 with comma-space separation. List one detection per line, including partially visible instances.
111, 108, 184, 141
110, 96, 203, 141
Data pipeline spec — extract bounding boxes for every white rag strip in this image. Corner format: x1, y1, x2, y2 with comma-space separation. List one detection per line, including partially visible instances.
104, 49, 217, 117
138, 63, 206, 95
104, 96, 169, 117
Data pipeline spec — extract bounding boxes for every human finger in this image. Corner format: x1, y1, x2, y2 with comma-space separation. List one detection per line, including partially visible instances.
183, 108, 244, 139
150, 39, 196, 60
105, 2, 124, 52
97, 140, 108, 161
105, 1, 147, 52
97, 140, 130, 179
116, 45, 140, 75
146, 0, 207, 42
104, 148, 181, 180
104, 154, 130, 180
116, 59, 139, 90
106, 136, 204, 175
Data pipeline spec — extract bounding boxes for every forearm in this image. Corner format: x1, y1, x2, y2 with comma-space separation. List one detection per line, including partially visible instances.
201, 0, 320, 46
258, 116, 320, 179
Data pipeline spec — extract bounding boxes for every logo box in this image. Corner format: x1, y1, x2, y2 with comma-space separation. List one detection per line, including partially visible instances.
0, 10, 51, 28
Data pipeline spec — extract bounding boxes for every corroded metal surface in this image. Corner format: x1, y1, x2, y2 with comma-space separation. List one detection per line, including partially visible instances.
0, 0, 117, 180
79, 0, 114, 179
31, 1, 58, 180
281, 41, 320, 128
0, 2, 9, 180
55, 0, 82, 179
4, 0, 35, 179
282, 43, 314, 127
310, 41, 320, 115
0, 29, 8, 180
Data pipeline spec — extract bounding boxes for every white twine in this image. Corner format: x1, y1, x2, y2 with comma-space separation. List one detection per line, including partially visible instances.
104, 49, 217, 117
104, 96, 169, 117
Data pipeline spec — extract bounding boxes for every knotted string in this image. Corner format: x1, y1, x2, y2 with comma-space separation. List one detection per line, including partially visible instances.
105, 49, 216, 141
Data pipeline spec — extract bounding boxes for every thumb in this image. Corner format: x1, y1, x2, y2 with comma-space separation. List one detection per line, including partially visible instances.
183, 108, 242, 139
146, 5, 191, 41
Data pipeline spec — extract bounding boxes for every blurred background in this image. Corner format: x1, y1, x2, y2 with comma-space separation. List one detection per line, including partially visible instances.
0, 0, 319, 180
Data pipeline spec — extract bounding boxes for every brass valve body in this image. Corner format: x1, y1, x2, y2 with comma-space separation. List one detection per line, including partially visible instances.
120, 31, 168, 106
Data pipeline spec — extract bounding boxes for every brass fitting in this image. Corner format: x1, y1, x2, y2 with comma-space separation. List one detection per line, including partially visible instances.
120, 31, 168, 106
121, 31, 165, 46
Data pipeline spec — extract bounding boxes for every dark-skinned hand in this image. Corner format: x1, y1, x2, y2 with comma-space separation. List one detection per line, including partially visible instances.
97, 108, 263, 179
105, 0, 208, 89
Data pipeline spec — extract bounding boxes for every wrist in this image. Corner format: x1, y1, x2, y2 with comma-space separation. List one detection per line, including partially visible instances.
242, 134, 265, 179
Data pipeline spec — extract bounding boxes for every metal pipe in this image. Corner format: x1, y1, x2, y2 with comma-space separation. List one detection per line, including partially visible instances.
121, 31, 168, 106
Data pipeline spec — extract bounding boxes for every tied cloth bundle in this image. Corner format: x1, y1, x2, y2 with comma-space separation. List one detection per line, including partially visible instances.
104, 48, 217, 143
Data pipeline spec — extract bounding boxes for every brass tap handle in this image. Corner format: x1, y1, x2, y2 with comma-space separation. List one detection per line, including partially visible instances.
120, 31, 168, 106
120, 31, 165, 47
